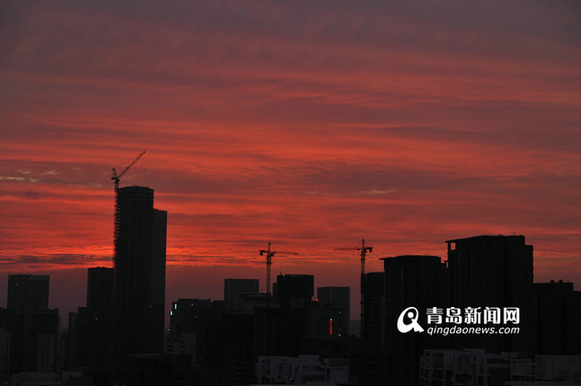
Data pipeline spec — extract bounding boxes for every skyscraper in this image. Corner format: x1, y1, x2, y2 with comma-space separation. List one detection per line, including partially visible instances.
317, 287, 350, 336
5, 275, 58, 375
74, 267, 115, 373
87, 267, 113, 309
534, 280, 581, 355
114, 186, 167, 362
446, 235, 534, 353
225, 279, 259, 301
7, 275, 49, 310
382, 255, 448, 386
274, 274, 314, 308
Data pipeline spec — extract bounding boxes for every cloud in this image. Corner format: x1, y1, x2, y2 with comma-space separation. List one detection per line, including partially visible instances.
0, 0, 579, 291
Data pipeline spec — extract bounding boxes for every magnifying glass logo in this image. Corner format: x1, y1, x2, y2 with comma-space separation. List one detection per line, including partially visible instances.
397, 307, 424, 333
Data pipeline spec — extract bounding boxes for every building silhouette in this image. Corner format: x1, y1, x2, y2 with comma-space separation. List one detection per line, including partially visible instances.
3, 275, 58, 376
71, 267, 115, 382
382, 255, 448, 386
114, 186, 167, 363
166, 298, 212, 367
273, 274, 314, 308
87, 267, 114, 309
361, 272, 386, 346
447, 235, 534, 353
317, 287, 351, 337
7, 275, 49, 310
224, 279, 260, 312
534, 280, 581, 355
225, 279, 259, 302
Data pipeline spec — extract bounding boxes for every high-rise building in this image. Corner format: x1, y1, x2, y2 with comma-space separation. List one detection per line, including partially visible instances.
362, 272, 386, 345
317, 287, 350, 336
7, 275, 49, 310
534, 280, 581, 355
274, 274, 314, 308
73, 267, 116, 374
224, 279, 259, 301
87, 267, 113, 309
0, 309, 11, 382
224, 279, 260, 311
5, 275, 58, 375
446, 235, 534, 353
382, 255, 448, 386
166, 299, 212, 367
114, 186, 167, 362
169, 299, 211, 337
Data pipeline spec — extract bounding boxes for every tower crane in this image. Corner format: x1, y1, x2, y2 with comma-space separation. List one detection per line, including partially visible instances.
111, 151, 146, 192
259, 242, 297, 295
335, 239, 373, 330
111, 151, 146, 251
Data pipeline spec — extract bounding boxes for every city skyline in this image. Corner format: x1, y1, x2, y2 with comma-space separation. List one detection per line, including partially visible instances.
2, 233, 578, 384
1, 230, 578, 329
1, 0, 580, 317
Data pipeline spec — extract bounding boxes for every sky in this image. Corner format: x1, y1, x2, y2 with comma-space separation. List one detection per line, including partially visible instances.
1, 0, 580, 318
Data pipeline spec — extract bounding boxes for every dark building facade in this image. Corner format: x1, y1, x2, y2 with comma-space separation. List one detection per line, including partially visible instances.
87, 267, 114, 309
362, 272, 386, 346
273, 274, 314, 308
447, 235, 534, 353
224, 279, 259, 302
7, 275, 49, 310
4, 275, 58, 376
72, 267, 115, 381
317, 287, 351, 337
114, 186, 167, 363
382, 255, 448, 386
534, 280, 581, 355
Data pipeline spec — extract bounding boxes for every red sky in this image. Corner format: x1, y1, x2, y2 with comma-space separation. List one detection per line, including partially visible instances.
1, 0, 580, 317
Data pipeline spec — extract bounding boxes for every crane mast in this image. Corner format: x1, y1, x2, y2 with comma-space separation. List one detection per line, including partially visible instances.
335, 238, 373, 333
111, 151, 146, 253
259, 242, 297, 295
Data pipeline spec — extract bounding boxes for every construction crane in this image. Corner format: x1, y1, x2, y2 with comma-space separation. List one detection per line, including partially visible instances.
111, 151, 146, 252
259, 242, 297, 295
335, 239, 373, 331
111, 151, 146, 192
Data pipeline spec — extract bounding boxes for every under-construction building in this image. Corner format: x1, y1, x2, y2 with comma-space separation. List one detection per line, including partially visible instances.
113, 186, 167, 363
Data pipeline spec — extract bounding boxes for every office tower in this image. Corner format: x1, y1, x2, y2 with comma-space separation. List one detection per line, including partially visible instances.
7, 275, 49, 310
166, 298, 212, 366
114, 186, 167, 362
74, 267, 115, 375
362, 272, 385, 345
87, 267, 113, 309
0, 309, 10, 382
308, 305, 342, 338
169, 299, 211, 337
353, 272, 388, 386
224, 279, 260, 311
447, 235, 534, 353
382, 255, 448, 386
253, 275, 313, 360
166, 299, 210, 367
10, 308, 59, 374
534, 280, 581, 355
5, 275, 58, 375
224, 279, 259, 302
317, 287, 351, 336
274, 274, 314, 308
